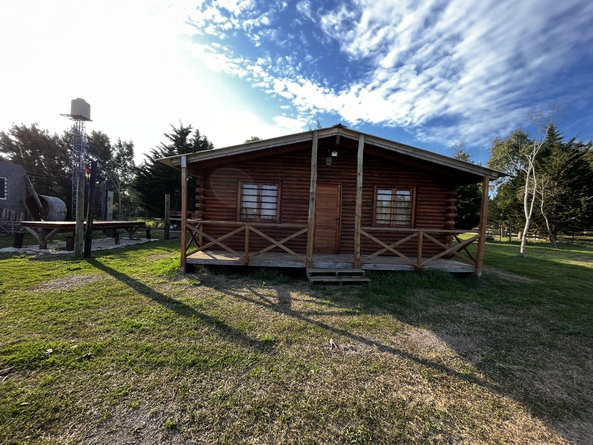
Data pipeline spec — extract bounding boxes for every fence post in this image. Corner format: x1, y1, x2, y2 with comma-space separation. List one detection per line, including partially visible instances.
164, 194, 171, 240
180, 157, 188, 273
476, 176, 490, 277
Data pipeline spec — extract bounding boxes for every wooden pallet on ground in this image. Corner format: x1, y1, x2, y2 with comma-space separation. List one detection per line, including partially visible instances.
306, 268, 370, 285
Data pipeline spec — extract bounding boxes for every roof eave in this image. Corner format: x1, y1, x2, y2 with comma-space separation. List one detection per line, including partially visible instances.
157, 126, 506, 180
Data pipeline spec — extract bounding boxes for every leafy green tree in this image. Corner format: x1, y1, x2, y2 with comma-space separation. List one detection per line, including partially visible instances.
68, 130, 137, 220
0, 123, 71, 213
489, 107, 555, 257
451, 144, 481, 230
1, 124, 136, 220
536, 132, 593, 244
489, 119, 593, 249
109, 138, 136, 218
488, 175, 524, 239
133, 123, 213, 217
86, 130, 112, 164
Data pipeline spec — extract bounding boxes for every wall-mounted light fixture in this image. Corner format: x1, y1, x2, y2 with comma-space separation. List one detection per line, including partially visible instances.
325, 147, 339, 166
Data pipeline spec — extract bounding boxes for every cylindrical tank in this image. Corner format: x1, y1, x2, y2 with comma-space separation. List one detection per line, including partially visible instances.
70, 98, 91, 121
25, 195, 67, 221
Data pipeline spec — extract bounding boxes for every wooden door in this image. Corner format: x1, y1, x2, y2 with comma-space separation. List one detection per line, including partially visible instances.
314, 184, 341, 253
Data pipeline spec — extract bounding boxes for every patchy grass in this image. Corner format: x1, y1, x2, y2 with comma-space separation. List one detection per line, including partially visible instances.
0, 236, 592, 444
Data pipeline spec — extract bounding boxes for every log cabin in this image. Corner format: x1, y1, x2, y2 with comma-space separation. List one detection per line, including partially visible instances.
159, 125, 503, 283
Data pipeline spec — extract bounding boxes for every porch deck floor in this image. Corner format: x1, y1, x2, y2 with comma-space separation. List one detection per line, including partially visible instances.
186, 250, 476, 274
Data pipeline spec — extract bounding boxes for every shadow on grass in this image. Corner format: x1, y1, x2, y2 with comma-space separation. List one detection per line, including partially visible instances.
218, 282, 500, 393
86, 258, 273, 352
210, 259, 593, 444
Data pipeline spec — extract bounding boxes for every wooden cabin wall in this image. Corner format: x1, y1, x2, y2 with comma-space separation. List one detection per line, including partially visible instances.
190, 139, 458, 257
316, 143, 455, 257
193, 145, 312, 253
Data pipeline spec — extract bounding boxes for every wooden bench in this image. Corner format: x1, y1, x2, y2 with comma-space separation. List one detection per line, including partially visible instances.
17, 220, 150, 250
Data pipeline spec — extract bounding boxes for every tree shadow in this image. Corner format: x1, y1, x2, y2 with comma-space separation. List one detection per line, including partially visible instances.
86, 258, 272, 352
205, 263, 593, 444
210, 280, 500, 393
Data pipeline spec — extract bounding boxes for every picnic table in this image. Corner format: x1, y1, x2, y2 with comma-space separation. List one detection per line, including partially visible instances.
17, 221, 149, 250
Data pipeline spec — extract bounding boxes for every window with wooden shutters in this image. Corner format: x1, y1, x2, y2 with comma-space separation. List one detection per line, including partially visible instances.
374, 187, 415, 227
239, 182, 279, 222
0, 177, 6, 200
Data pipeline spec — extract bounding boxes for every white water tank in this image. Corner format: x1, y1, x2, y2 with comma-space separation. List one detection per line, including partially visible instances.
70, 98, 91, 121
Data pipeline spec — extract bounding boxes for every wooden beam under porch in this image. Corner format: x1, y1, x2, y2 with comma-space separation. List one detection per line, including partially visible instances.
186, 250, 477, 274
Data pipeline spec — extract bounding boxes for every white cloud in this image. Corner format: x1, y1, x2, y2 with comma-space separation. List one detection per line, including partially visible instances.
2, 0, 592, 167
184, 0, 593, 152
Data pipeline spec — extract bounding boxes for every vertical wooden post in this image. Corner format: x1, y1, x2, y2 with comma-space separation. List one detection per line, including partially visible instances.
74, 169, 85, 257
244, 223, 250, 265
83, 161, 97, 258
39, 229, 49, 250
164, 194, 171, 240
417, 231, 423, 269
306, 131, 319, 268
180, 156, 188, 273
353, 134, 364, 268
476, 176, 490, 277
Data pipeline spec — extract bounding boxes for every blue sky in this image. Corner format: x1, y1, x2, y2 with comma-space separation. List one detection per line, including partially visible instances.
1, 0, 592, 164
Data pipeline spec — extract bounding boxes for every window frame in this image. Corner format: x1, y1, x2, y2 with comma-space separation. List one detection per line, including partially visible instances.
0, 177, 6, 200
237, 181, 281, 223
372, 186, 416, 228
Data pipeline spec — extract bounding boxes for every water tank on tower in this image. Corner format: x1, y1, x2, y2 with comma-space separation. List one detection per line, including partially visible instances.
70, 98, 91, 121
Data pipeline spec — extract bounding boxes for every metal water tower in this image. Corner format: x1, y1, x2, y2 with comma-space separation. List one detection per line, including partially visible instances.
62, 98, 91, 219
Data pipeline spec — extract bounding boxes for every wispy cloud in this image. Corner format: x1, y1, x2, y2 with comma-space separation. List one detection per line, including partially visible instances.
185, 0, 593, 149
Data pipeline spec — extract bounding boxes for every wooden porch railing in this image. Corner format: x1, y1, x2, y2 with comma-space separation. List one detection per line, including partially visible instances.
185, 220, 308, 265
359, 227, 480, 270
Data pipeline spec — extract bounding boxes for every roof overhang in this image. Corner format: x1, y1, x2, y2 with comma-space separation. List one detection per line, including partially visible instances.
158, 126, 505, 180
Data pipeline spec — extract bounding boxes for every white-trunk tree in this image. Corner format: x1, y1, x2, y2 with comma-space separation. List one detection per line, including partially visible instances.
488, 107, 559, 256
518, 109, 556, 256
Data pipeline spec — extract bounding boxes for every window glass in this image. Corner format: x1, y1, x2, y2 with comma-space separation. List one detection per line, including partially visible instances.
0, 177, 6, 200
240, 183, 278, 222
394, 190, 412, 225
375, 187, 413, 227
376, 189, 393, 225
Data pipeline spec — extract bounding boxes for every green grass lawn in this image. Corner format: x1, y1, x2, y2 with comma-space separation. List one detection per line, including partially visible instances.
1, 235, 592, 444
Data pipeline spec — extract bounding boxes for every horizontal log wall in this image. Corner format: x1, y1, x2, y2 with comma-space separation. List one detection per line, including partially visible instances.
319, 143, 456, 257
189, 138, 459, 257
192, 144, 312, 253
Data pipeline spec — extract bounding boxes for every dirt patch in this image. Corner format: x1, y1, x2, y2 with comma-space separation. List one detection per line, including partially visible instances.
145, 253, 176, 260
483, 265, 540, 283
32, 274, 106, 292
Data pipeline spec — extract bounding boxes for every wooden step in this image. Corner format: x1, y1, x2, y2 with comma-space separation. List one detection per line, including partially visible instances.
306, 268, 370, 285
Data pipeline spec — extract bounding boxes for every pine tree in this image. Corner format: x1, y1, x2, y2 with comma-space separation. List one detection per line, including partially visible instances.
133, 123, 213, 217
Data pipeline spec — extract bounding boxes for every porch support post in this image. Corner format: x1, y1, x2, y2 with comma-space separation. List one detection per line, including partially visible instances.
353, 134, 365, 268
476, 176, 490, 277
180, 155, 188, 273
306, 131, 319, 268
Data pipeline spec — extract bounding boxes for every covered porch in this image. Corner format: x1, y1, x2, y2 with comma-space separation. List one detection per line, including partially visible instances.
187, 250, 477, 274
182, 220, 482, 275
